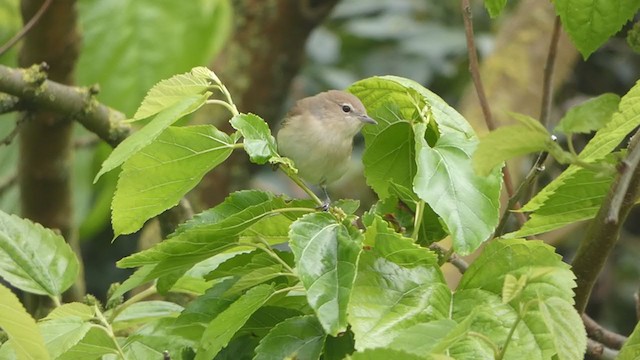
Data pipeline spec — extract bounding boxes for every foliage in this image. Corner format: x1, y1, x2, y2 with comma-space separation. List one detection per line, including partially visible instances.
2, 0, 640, 358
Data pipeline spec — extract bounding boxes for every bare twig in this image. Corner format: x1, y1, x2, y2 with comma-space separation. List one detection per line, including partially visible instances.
0, 117, 27, 147
539, 16, 562, 128
586, 338, 619, 360
494, 152, 549, 237
0, 171, 18, 197
0, 0, 53, 57
430, 243, 469, 273
607, 134, 640, 223
582, 313, 627, 350
460, 0, 526, 227
74, 135, 100, 149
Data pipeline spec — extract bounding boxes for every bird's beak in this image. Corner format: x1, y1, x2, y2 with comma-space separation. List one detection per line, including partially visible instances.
359, 114, 377, 125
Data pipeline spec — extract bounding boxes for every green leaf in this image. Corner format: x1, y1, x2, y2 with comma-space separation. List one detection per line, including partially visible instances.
44, 303, 94, 321
289, 213, 362, 336
39, 318, 92, 359
117, 191, 289, 268
134, 67, 217, 120
554, 93, 621, 134
554, 0, 640, 58
507, 164, 614, 238
111, 125, 234, 236
171, 278, 240, 343
195, 284, 275, 360
56, 326, 120, 360
538, 297, 587, 359
473, 113, 552, 176
111, 300, 183, 331
241, 306, 304, 339
94, 93, 209, 182
77, 1, 231, 115
0, 210, 79, 297
413, 121, 501, 255
323, 330, 355, 360
349, 216, 450, 350
524, 79, 640, 213
349, 348, 430, 360
230, 113, 278, 164
254, 315, 326, 360
484, 0, 507, 17
350, 76, 501, 255
387, 317, 474, 357
501, 274, 527, 304
619, 319, 640, 359
0, 284, 49, 360
451, 239, 585, 359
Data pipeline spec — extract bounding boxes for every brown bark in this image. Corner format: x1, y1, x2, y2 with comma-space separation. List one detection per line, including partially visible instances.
194, 0, 339, 208
18, 0, 84, 303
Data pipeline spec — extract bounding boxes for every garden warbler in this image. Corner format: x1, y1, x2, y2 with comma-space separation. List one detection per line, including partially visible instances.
276, 90, 377, 205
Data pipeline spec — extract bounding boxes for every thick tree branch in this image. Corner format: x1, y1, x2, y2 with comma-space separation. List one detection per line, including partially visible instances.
0, 63, 130, 146
572, 129, 640, 313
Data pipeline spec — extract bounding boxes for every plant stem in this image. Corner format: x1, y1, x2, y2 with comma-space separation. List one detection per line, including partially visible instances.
411, 200, 425, 241
206, 99, 238, 117
468, 331, 500, 356
95, 305, 127, 359
278, 163, 324, 207
108, 285, 157, 323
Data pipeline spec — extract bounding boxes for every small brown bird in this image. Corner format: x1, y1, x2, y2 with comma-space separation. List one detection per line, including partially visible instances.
277, 90, 376, 204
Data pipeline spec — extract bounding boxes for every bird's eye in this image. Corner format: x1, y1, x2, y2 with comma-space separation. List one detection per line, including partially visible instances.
341, 105, 352, 113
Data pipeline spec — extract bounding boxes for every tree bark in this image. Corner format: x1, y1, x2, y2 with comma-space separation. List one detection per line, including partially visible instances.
18, 0, 84, 305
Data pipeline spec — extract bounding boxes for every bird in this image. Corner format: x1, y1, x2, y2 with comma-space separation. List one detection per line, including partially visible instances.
276, 90, 377, 207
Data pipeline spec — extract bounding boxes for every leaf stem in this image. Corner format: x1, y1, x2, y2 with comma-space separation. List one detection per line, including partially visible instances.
206, 99, 238, 117
236, 240, 296, 275
277, 163, 324, 207
468, 331, 500, 356
107, 285, 157, 323
411, 200, 425, 241
95, 304, 127, 359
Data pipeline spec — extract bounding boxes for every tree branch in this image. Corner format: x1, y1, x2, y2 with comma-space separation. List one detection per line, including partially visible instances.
586, 338, 619, 360
0, 63, 130, 146
460, 0, 526, 227
0, 0, 53, 57
572, 128, 640, 313
582, 313, 627, 350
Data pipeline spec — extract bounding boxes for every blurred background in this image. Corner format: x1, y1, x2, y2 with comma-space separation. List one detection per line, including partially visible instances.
0, 0, 639, 337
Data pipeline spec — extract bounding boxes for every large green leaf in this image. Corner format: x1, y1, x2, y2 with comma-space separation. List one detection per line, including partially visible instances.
350, 76, 501, 255
348, 216, 450, 350
77, 1, 231, 115
0, 210, 78, 297
507, 164, 614, 238
230, 113, 278, 164
554, 93, 620, 134
554, 0, 640, 58
111, 125, 235, 236
56, 326, 120, 360
451, 239, 585, 359
117, 191, 289, 267
111, 300, 183, 331
0, 284, 49, 360
39, 318, 93, 359
412, 121, 501, 255
289, 212, 362, 336
195, 284, 275, 360
94, 93, 209, 182
254, 315, 326, 360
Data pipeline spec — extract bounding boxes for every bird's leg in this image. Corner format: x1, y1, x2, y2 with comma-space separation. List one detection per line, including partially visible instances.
318, 185, 331, 211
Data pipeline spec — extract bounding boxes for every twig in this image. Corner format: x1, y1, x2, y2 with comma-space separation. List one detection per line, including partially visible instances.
582, 313, 627, 350
539, 16, 561, 128
494, 151, 549, 237
572, 128, 640, 313
0, 172, 18, 197
74, 135, 101, 149
607, 133, 640, 223
0, 0, 53, 57
429, 243, 469, 273
0, 93, 23, 114
586, 338, 619, 360
460, 0, 525, 227
0, 117, 27, 147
